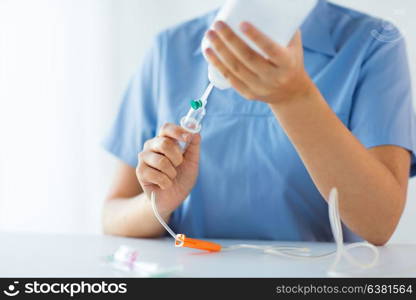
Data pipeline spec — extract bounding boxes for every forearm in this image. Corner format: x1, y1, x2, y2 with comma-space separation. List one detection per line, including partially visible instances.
201, 20, 410, 245
270, 81, 406, 245
102, 193, 170, 238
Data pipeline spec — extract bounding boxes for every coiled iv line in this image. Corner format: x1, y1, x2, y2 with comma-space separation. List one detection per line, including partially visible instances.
149, 83, 380, 275
150, 188, 379, 275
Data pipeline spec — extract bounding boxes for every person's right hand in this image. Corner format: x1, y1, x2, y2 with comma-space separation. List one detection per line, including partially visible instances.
136, 123, 201, 217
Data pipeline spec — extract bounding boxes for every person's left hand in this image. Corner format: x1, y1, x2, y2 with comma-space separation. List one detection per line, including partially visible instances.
205, 21, 315, 105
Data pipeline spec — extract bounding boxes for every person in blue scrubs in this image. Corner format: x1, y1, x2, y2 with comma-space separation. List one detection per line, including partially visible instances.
102, 0, 416, 245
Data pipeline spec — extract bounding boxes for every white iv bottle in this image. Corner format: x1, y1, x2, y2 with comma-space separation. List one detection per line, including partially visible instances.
201, 0, 318, 90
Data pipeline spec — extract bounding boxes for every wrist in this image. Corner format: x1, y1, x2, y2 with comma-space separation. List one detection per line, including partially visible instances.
269, 73, 319, 112
140, 192, 173, 222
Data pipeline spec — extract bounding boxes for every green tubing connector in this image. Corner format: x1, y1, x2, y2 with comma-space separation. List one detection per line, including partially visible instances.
190, 99, 203, 110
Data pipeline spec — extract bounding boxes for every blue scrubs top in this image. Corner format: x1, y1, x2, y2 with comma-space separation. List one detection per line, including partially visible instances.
104, 0, 416, 242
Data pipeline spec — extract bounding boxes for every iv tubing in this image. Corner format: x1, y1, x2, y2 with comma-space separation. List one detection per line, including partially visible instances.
200, 83, 214, 106
150, 191, 177, 240
148, 82, 379, 274
150, 188, 379, 274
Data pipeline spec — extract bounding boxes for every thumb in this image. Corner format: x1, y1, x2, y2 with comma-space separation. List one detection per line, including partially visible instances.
288, 30, 302, 50
183, 133, 201, 163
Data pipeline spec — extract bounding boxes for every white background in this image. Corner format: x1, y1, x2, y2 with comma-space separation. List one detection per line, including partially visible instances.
0, 0, 415, 242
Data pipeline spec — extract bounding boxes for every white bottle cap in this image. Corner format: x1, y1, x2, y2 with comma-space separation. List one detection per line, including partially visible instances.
201, 36, 231, 90
208, 65, 231, 90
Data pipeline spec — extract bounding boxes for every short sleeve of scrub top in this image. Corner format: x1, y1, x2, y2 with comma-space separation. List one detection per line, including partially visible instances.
103, 0, 416, 242
349, 30, 416, 175
103, 36, 161, 167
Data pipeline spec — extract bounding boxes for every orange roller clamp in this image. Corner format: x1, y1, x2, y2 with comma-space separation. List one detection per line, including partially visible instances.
175, 234, 222, 252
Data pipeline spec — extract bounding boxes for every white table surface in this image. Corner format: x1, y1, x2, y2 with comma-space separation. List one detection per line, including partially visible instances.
1, 232, 415, 278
